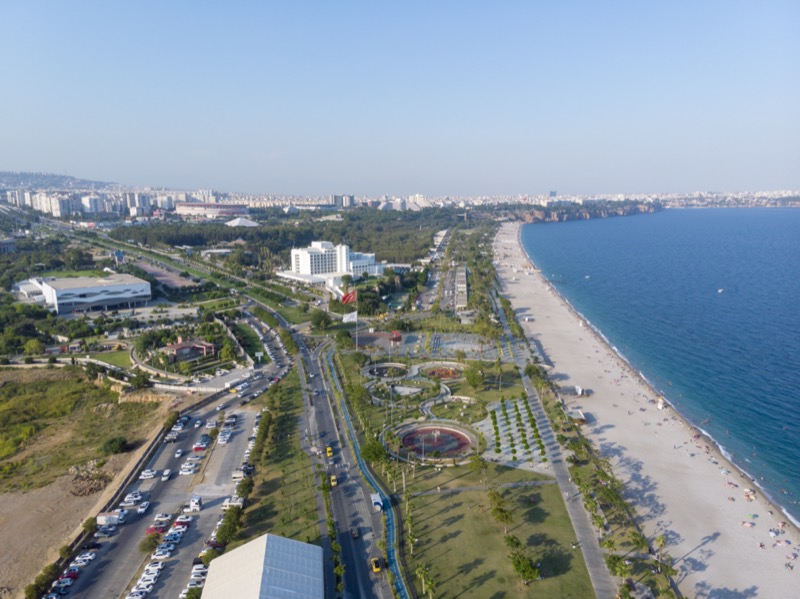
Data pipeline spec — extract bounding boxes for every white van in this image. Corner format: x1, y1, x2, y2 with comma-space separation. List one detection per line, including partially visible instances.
161, 469, 171, 481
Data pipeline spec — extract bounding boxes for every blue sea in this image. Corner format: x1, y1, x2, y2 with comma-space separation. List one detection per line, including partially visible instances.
519, 208, 800, 523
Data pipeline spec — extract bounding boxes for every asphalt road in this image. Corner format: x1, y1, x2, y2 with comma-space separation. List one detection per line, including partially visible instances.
67, 375, 273, 599
303, 342, 392, 599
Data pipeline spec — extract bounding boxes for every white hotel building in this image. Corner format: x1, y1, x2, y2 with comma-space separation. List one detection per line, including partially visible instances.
278, 241, 383, 290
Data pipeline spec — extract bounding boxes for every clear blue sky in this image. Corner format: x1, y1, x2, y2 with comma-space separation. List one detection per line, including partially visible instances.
1, 1, 798, 196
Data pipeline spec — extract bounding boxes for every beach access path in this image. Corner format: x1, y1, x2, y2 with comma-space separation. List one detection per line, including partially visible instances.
494, 222, 800, 598
489, 289, 617, 599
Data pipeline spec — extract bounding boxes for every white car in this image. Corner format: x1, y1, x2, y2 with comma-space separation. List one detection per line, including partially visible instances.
156, 543, 175, 552
70, 559, 90, 568
126, 592, 146, 599
187, 579, 205, 588
205, 421, 217, 429
137, 501, 151, 514
125, 491, 142, 502
175, 515, 193, 523
151, 549, 171, 560
192, 565, 208, 574
194, 420, 203, 428
144, 561, 164, 572
76, 551, 96, 561
133, 582, 153, 594
174, 449, 184, 458
153, 513, 172, 522
139, 469, 157, 480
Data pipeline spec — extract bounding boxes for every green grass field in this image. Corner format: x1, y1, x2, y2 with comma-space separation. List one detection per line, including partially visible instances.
236, 370, 321, 546
88, 350, 132, 368
231, 322, 267, 363
401, 464, 593, 598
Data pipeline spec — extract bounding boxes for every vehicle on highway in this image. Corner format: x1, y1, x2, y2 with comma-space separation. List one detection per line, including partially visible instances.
139, 469, 157, 479
137, 501, 150, 514
125, 490, 142, 502
215, 403, 227, 411
330, 475, 337, 487
161, 469, 171, 481
113, 508, 129, 523
175, 449, 184, 458
194, 420, 203, 428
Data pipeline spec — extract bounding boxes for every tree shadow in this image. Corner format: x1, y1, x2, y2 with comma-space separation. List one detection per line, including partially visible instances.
693, 582, 759, 599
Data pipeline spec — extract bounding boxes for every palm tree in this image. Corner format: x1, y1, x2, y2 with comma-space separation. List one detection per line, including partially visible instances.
655, 534, 667, 573
629, 530, 649, 553
600, 536, 616, 551
415, 563, 430, 594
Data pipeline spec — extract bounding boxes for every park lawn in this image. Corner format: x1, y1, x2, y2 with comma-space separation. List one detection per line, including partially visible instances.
89, 350, 131, 368
403, 465, 593, 598
231, 322, 267, 361
237, 370, 321, 546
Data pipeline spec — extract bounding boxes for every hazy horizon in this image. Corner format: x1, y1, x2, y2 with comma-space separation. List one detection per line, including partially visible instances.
2, 2, 798, 196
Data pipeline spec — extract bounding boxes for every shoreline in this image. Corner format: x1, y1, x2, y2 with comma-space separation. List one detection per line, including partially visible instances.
496, 221, 799, 596
512, 224, 800, 532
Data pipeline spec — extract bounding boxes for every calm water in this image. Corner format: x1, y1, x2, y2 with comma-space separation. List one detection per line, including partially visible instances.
520, 208, 800, 522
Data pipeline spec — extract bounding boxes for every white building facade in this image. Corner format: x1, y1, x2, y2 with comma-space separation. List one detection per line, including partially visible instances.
290, 241, 383, 278
30, 274, 151, 314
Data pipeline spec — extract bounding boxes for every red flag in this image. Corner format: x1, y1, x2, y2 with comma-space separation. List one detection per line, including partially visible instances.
341, 291, 357, 304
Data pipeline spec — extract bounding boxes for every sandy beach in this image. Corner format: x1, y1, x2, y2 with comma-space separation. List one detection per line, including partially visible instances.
494, 222, 799, 597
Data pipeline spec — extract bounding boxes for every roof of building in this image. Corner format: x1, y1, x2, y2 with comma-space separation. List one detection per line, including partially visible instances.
202, 533, 324, 599
44, 273, 148, 290
225, 217, 259, 228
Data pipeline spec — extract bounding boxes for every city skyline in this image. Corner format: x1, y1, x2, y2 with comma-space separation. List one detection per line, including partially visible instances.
1, 2, 798, 196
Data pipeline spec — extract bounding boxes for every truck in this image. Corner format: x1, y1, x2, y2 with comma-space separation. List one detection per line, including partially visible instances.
184, 495, 202, 513
221, 495, 246, 512
96, 512, 121, 526
370, 493, 383, 512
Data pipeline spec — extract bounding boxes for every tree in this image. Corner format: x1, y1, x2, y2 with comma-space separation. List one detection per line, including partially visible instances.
362, 439, 388, 463
310, 309, 332, 331
138, 532, 162, 554
464, 361, 484, 391
23, 338, 44, 355
510, 550, 539, 585
655, 534, 667, 572
492, 506, 514, 535
504, 534, 522, 550
341, 274, 353, 290
415, 563, 430, 594
606, 554, 632, 578
82, 517, 97, 535
600, 536, 616, 551
186, 589, 203, 599
629, 530, 649, 553
101, 436, 129, 455
130, 370, 151, 389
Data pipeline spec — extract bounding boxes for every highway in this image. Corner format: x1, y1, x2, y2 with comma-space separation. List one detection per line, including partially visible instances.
299, 340, 393, 599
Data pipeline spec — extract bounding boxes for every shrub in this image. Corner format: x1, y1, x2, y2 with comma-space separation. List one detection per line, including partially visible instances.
101, 436, 129, 455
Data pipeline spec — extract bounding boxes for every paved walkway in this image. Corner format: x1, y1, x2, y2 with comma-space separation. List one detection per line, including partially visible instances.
491, 286, 618, 599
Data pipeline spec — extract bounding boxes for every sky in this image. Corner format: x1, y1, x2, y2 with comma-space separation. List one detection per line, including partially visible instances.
1, 1, 798, 196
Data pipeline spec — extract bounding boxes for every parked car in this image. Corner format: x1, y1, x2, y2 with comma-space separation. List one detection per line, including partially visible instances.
137, 501, 151, 514
174, 449, 184, 458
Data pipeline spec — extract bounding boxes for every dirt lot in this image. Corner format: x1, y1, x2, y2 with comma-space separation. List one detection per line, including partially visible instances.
0, 370, 187, 599
133, 260, 195, 288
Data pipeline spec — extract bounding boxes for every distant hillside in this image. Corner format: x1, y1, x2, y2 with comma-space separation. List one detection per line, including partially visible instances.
0, 171, 120, 191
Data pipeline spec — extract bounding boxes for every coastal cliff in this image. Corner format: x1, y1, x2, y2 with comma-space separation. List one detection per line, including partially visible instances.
512, 200, 661, 224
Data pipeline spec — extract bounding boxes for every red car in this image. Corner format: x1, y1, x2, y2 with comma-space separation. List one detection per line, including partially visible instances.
146, 525, 167, 535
